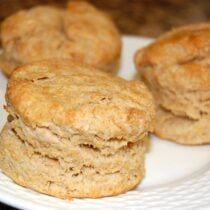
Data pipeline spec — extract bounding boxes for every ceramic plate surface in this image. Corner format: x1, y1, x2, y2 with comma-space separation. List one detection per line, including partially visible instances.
0, 36, 210, 210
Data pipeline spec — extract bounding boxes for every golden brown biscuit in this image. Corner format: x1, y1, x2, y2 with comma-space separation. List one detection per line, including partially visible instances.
0, 59, 155, 199
135, 23, 210, 144
0, 1, 121, 76
155, 106, 210, 145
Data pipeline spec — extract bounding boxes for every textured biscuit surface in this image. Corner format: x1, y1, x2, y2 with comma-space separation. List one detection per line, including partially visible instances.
0, 59, 155, 198
7, 59, 155, 140
155, 106, 210, 145
0, 1, 121, 76
0, 122, 145, 198
135, 23, 210, 144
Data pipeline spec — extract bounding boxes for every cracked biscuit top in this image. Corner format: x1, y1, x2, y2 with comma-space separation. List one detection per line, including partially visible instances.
6, 59, 155, 140
0, 1, 121, 75
135, 23, 210, 91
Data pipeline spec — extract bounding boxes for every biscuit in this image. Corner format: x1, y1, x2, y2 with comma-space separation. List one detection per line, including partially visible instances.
155, 106, 210, 145
135, 23, 210, 144
0, 59, 155, 198
0, 1, 121, 76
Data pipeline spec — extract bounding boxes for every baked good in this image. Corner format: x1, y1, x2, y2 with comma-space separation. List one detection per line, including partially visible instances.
155, 106, 210, 145
0, 1, 121, 76
135, 23, 210, 145
0, 59, 155, 199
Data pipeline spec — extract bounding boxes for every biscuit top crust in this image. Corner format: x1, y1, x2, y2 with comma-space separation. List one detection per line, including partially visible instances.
7, 59, 155, 140
1, 1, 121, 70
135, 24, 210, 90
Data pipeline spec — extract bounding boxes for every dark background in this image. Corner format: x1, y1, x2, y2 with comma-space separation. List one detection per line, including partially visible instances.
0, 0, 210, 37
0, 0, 210, 209
0, 204, 16, 210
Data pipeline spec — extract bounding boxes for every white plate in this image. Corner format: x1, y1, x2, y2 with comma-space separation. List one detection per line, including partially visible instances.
0, 36, 210, 210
